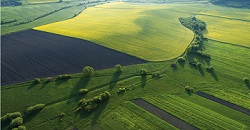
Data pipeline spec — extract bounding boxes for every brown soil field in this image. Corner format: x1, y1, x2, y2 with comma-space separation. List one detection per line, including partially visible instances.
132, 98, 198, 130
196, 91, 250, 116
1, 30, 146, 86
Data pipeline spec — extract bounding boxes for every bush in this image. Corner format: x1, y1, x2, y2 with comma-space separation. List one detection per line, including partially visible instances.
115, 64, 122, 73
243, 77, 249, 83
197, 62, 202, 67
34, 78, 41, 84
170, 62, 177, 68
12, 125, 26, 130
83, 66, 95, 77
206, 66, 214, 72
79, 89, 89, 95
1, 112, 22, 122
45, 77, 52, 82
177, 57, 186, 62
140, 69, 147, 75
9, 117, 23, 128
26, 104, 45, 115
185, 86, 194, 93
57, 74, 71, 80
151, 72, 160, 78
117, 87, 126, 93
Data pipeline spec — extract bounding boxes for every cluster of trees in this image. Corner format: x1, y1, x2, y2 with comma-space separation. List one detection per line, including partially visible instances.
210, 0, 250, 8
77, 91, 111, 112
179, 17, 211, 60
1, 0, 21, 6
1, 112, 26, 129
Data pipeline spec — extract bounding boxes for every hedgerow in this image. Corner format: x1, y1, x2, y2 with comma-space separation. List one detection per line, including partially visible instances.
79, 89, 89, 95
1, 112, 22, 123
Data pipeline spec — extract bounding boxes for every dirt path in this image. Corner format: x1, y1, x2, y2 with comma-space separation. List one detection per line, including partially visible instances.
196, 91, 250, 116
132, 98, 198, 130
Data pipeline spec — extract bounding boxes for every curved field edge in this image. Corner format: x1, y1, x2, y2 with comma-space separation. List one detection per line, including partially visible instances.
33, 2, 201, 61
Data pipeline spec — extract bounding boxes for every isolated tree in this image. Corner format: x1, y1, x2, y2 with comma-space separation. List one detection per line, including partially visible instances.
115, 64, 122, 73
82, 66, 95, 78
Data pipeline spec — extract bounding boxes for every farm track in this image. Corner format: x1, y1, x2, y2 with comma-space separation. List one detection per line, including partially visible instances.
1, 30, 146, 86
196, 91, 250, 116
132, 98, 198, 130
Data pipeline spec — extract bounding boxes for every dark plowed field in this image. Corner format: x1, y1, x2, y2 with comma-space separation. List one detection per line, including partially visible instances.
196, 91, 250, 116
1, 30, 146, 86
132, 98, 198, 130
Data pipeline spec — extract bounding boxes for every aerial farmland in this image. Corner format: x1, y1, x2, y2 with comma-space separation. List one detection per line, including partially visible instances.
1, 0, 250, 129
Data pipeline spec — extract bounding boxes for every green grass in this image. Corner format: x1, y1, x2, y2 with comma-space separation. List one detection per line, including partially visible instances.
145, 94, 246, 130
203, 89, 250, 110
99, 101, 177, 130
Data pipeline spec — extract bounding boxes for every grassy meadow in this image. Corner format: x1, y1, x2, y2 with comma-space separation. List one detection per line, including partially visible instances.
33, 2, 208, 61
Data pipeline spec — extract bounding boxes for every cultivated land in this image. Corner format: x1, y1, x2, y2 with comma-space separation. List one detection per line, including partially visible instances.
1, 30, 146, 86
1, 1, 250, 130
1, 0, 106, 35
34, 2, 199, 61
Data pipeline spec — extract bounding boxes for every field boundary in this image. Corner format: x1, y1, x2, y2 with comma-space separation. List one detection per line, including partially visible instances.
196, 91, 250, 116
132, 98, 198, 130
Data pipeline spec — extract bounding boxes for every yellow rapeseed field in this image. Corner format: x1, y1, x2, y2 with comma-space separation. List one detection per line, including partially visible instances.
198, 15, 250, 47
34, 2, 201, 61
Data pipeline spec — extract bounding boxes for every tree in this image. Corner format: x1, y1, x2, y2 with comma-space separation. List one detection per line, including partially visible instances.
82, 66, 95, 78
115, 64, 122, 73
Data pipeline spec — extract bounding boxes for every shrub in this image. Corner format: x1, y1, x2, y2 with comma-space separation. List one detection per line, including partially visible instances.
26, 104, 45, 115
117, 87, 126, 93
57, 74, 71, 80
177, 57, 186, 62
34, 78, 41, 84
152, 72, 160, 78
9, 117, 23, 128
243, 77, 249, 83
185, 86, 194, 93
83, 66, 95, 77
170, 62, 177, 68
79, 89, 89, 95
1, 112, 22, 122
45, 77, 52, 82
197, 62, 202, 67
115, 64, 122, 73
91, 96, 101, 103
12, 125, 26, 130
206, 66, 214, 72
140, 69, 147, 75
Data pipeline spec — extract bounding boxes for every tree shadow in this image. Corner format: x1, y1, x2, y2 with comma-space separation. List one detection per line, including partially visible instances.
178, 61, 185, 68
209, 71, 219, 81
141, 75, 146, 88
67, 77, 90, 104
245, 82, 250, 89
39, 82, 49, 89
27, 82, 37, 90
55, 78, 70, 86
109, 72, 121, 90
23, 111, 41, 124
90, 100, 109, 126
198, 67, 205, 76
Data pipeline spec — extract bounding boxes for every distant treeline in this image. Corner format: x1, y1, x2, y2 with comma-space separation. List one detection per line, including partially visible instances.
1, 0, 22, 6
209, 0, 250, 8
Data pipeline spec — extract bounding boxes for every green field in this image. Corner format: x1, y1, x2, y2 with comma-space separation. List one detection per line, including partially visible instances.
2, 1, 250, 130
34, 2, 204, 61
145, 94, 247, 129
